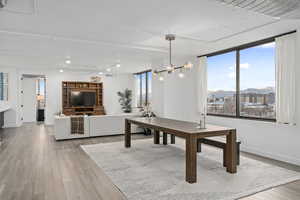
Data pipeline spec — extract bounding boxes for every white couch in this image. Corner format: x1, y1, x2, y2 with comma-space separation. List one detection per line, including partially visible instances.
54, 113, 141, 140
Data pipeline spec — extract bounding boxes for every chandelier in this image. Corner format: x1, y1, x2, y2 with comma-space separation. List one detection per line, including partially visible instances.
153, 34, 193, 81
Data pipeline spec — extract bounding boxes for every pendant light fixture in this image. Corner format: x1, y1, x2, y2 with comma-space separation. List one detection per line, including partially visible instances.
154, 34, 193, 80
166, 34, 176, 73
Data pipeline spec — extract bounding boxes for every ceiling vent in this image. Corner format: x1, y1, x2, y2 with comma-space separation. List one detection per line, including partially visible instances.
215, 0, 300, 17
0, 0, 8, 8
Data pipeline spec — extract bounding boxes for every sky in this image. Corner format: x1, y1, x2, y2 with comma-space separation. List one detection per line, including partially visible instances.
207, 42, 275, 91
37, 79, 46, 95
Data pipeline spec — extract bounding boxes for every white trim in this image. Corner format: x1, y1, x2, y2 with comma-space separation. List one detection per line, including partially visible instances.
242, 145, 300, 166
3, 122, 21, 128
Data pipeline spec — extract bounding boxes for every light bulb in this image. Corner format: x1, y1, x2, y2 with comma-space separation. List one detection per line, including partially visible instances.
159, 76, 164, 81
106, 68, 111, 72
187, 62, 193, 69
65, 59, 71, 64
59, 69, 64, 73
98, 72, 103, 75
166, 65, 172, 71
116, 63, 121, 68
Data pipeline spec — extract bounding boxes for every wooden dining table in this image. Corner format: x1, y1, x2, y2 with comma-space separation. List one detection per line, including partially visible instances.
124, 117, 237, 184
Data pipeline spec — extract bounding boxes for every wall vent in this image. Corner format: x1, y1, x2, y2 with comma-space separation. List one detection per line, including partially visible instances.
215, 0, 300, 17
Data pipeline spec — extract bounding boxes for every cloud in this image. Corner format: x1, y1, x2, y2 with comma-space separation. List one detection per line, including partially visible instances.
229, 66, 234, 70
240, 63, 250, 69
228, 72, 236, 79
260, 42, 275, 48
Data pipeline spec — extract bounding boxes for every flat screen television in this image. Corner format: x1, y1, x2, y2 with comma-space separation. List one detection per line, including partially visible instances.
70, 91, 96, 107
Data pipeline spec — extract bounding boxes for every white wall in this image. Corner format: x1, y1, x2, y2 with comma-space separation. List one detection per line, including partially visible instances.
22, 77, 37, 122
152, 30, 300, 166
151, 75, 164, 117
101, 74, 135, 115
0, 68, 135, 127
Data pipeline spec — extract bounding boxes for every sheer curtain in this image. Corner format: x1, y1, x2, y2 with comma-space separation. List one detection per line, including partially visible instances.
197, 56, 207, 114
275, 33, 297, 125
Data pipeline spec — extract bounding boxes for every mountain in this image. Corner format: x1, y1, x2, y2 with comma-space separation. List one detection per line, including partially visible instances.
240, 87, 275, 94
208, 90, 235, 98
208, 87, 275, 98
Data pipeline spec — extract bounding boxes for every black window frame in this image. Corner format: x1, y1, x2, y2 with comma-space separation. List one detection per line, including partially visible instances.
204, 37, 282, 122
134, 70, 152, 107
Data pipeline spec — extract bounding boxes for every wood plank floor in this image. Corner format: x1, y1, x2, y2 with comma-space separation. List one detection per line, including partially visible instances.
0, 123, 299, 200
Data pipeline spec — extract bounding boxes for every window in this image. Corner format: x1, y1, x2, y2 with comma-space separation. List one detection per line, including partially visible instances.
135, 71, 152, 107
207, 51, 236, 116
36, 78, 46, 109
240, 42, 275, 119
207, 41, 276, 120
0, 73, 8, 101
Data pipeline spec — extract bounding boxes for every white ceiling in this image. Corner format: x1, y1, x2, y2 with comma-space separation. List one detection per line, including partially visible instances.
0, 0, 299, 73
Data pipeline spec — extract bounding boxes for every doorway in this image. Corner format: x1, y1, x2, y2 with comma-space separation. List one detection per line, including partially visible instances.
22, 75, 46, 123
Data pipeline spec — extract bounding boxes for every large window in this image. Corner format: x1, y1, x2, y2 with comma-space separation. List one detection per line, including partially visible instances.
207, 41, 276, 120
135, 71, 152, 107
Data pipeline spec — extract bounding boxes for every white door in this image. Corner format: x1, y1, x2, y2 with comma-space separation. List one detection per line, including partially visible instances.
22, 78, 37, 122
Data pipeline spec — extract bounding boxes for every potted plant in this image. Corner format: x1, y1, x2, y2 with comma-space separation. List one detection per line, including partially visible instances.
117, 89, 132, 113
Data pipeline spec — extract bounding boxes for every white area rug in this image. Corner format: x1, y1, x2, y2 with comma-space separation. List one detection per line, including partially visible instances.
81, 139, 300, 200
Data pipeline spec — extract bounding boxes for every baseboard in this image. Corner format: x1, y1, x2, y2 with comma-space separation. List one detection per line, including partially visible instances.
3, 122, 21, 128
241, 145, 300, 166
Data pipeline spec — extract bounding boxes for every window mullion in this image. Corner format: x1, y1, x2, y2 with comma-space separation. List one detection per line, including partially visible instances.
236, 50, 240, 118
145, 72, 148, 105
139, 74, 142, 107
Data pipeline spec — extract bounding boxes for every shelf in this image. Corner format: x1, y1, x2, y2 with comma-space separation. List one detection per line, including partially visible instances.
62, 81, 105, 116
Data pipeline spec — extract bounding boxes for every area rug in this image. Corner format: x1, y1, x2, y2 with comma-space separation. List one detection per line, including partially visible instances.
81, 139, 300, 200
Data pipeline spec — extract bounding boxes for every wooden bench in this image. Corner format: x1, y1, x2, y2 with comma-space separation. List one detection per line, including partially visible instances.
197, 137, 241, 166
163, 133, 240, 167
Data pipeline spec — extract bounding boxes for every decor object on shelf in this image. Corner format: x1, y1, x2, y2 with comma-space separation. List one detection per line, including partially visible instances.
90, 76, 102, 83
117, 89, 132, 113
153, 34, 193, 81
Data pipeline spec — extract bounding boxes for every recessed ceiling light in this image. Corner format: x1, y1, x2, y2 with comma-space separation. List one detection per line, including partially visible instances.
159, 76, 164, 81
65, 59, 71, 64
178, 72, 185, 78
106, 68, 111, 72
98, 72, 103, 75
59, 69, 64, 73
116, 63, 121, 68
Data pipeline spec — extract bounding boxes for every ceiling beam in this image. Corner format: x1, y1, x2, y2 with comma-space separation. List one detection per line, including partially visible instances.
0, 29, 168, 53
